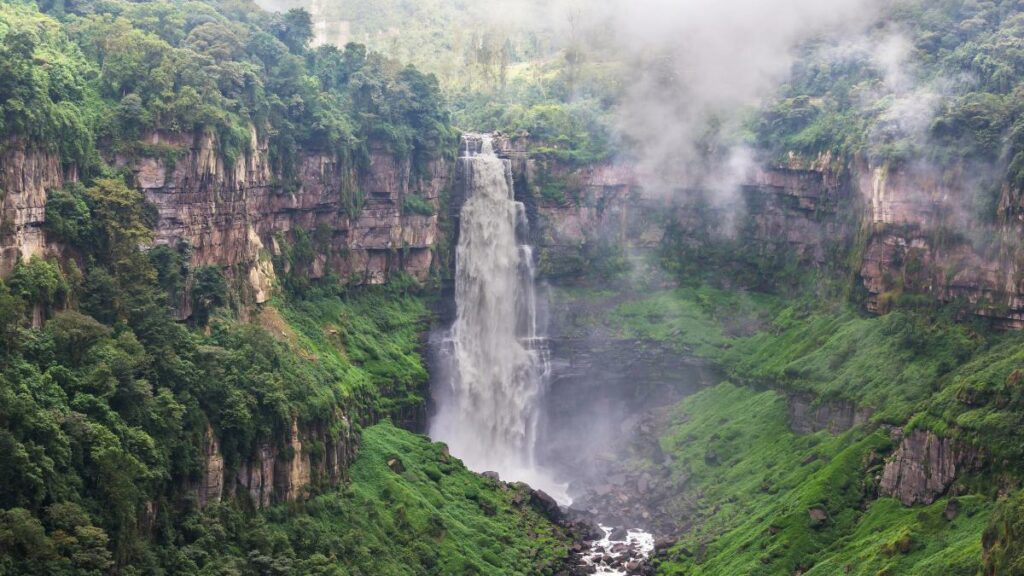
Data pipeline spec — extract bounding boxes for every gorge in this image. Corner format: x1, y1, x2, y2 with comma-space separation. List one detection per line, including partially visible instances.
3, 0, 1024, 575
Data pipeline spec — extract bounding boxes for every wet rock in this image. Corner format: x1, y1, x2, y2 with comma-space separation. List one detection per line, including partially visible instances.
530, 489, 562, 520
481, 471, 501, 481
654, 537, 677, 552
609, 526, 629, 540
637, 476, 650, 494
944, 498, 960, 521
788, 394, 872, 435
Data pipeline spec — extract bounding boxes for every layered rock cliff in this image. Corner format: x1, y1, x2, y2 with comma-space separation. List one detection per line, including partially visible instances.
0, 145, 66, 276
483, 135, 1024, 329
878, 428, 980, 506
1, 130, 451, 316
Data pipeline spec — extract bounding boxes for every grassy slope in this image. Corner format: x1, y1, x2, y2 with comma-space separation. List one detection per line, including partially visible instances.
650, 383, 988, 576
279, 421, 573, 575
553, 284, 1015, 574
276, 291, 431, 418
182, 421, 573, 576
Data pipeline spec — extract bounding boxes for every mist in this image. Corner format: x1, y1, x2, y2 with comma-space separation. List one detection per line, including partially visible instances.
496, 0, 882, 199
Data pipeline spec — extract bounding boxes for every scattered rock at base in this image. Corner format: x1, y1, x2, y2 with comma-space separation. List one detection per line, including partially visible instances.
530, 489, 562, 520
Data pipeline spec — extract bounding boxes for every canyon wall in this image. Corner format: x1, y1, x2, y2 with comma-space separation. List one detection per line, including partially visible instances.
197, 414, 359, 509
0, 145, 66, 276
0, 130, 451, 315
485, 135, 1024, 328
1, 133, 449, 510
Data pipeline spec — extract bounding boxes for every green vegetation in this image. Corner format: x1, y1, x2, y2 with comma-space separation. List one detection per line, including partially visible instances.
120, 422, 573, 575
549, 277, 1024, 573
755, 0, 1024, 221
1, 0, 454, 180
402, 194, 435, 217
983, 491, 1024, 575
645, 383, 989, 576
722, 306, 981, 422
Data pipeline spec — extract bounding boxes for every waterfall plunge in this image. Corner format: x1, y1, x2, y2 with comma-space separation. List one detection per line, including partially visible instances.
430, 135, 566, 501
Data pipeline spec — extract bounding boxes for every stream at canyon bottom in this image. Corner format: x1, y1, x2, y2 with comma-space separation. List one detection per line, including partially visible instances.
428, 135, 654, 574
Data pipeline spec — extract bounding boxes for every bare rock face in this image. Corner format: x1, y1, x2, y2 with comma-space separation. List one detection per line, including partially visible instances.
197, 425, 224, 508
0, 130, 449, 317
137, 130, 449, 314
856, 161, 1024, 327
201, 412, 358, 509
879, 429, 974, 506
512, 154, 847, 280
0, 145, 65, 275
787, 394, 873, 435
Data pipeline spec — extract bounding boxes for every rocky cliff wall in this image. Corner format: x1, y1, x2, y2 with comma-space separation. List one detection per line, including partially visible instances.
0, 130, 451, 317
857, 162, 1024, 327
0, 145, 66, 276
136, 130, 449, 312
878, 428, 981, 506
485, 135, 1024, 328
485, 135, 850, 283
194, 411, 360, 510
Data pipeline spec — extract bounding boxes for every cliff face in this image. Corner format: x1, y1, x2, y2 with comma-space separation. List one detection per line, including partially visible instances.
0, 130, 450, 315
196, 411, 359, 510
0, 145, 65, 276
136, 130, 448, 311
487, 136, 849, 283
487, 136, 1024, 328
857, 162, 1024, 327
878, 428, 979, 506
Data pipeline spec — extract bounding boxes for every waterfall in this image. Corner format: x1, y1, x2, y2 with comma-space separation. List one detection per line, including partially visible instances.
430, 135, 564, 500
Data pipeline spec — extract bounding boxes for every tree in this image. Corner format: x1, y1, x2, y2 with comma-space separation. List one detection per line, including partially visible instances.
0, 282, 26, 354
191, 266, 227, 326
273, 9, 313, 54
84, 178, 156, 291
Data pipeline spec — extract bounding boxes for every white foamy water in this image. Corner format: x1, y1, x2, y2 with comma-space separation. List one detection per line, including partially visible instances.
583, 525, 655, 575
430, 135, 567, 502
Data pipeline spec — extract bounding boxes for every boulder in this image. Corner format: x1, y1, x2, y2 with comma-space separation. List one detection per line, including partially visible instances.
530, 489, 562, 520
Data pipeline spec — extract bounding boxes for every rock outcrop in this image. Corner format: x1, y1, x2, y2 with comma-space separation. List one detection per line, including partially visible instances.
0, 145, 65, 275
879, 428, 977, 506
856, 161, 1024, 327
200, 413, 358, 509
136, 130, 448, 313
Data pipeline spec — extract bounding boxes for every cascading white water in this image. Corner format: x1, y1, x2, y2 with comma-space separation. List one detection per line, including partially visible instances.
430, 135, 565, 500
